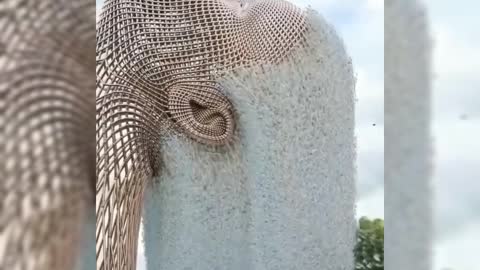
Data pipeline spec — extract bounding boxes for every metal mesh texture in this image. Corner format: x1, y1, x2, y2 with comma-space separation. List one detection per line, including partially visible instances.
0, 1, 95, 270
96, 0, 308, 269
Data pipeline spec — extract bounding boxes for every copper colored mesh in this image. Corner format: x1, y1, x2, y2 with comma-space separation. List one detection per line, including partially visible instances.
96, 0, 308, 269
0, 1, 95, 269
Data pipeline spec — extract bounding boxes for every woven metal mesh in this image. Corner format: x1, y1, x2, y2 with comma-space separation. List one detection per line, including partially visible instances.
96, 0, 308, 269
0, 1, 95, 269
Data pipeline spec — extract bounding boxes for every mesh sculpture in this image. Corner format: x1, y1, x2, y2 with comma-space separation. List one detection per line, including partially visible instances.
96, 0, 310, 269
142, 13, 356, 268
0, 1, 95, 269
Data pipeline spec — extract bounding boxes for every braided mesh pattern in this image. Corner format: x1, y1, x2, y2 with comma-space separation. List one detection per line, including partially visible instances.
168, 83, 234, 144
96, 0, 308, 269
0, 1, 95, 270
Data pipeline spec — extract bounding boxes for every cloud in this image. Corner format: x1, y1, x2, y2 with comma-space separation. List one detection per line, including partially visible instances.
356, 124, 384, 198
366, 0, 384, 12
434, 221, 480, 270
431, 27, 480, 119
433, 120, 480, 239
422, 0, 480, 240
421, 0, 480, 269
357, 187, 384, 219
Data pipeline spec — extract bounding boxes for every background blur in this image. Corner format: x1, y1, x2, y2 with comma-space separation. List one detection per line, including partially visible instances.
423, 0, 479, 270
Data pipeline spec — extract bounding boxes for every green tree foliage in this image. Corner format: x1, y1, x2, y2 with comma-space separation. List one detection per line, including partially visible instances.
354, 217, 384, 270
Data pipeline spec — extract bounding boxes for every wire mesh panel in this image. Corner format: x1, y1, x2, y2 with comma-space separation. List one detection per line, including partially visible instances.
0, 1, 96, 269
96, 0, 308, 269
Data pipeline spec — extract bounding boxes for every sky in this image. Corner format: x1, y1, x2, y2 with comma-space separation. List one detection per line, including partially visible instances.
422, 0, 479, 269
96, 1, 478, 270
290, 0, 385, 220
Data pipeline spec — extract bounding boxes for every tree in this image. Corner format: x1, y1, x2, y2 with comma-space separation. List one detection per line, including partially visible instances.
354, 217, 384, 270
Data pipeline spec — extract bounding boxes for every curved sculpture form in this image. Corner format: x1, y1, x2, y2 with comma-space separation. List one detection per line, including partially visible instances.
96, 1, 308, 269
97, 1, 355, 270
0, 1, 96, 269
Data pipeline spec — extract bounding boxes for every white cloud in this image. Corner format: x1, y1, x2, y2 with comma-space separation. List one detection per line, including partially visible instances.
422, 0, 480, 269
433, 28, 480, 79
357, 188, 384, 219
434, 221, 480, 270
367, 0, 383, 10
433, 119, 480, 238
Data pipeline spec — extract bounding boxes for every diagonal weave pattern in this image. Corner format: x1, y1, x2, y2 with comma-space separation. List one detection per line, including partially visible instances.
0, 1, 95, 269
96, 0, 308, 269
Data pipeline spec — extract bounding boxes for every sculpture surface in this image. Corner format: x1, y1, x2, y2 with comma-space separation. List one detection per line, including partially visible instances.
96, 1, 356, 270
96, 1, 308, 269
0, 1, 96, 269
143, 14, 357, 268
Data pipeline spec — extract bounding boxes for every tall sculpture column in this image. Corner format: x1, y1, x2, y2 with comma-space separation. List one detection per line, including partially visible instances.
385, 1, 432, 270
143, 10, 356, 270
